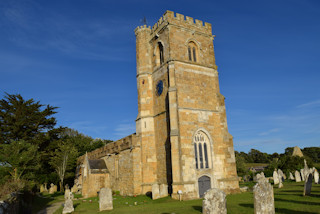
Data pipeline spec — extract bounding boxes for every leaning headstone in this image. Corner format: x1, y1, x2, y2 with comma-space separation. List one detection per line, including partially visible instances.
62, 192, 74, 214
300, 169, 305, 181
277, 169, 284, 182
303, 160, 310, 180
152, 183, 160, 200
253, 176, 275, 214
295, 171, 301, 182
159, 184, 168, 198
314, 169, 319, 184
289, 172, 294, 180
303, 173, 313, 196
99, 188, 113, 211
273, 170, 279, 185
202, 188, 227, 214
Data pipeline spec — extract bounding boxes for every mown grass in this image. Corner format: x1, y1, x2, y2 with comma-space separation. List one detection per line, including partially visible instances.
49, 182, 320, 214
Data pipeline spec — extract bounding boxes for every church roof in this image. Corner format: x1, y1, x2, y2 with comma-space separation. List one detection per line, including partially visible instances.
88, 159, 109, 174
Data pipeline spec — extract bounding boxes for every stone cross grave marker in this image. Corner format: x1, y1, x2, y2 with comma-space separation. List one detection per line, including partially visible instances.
62, 191, 74, 214
202, 188, 227, 214
99, 188, 113, 211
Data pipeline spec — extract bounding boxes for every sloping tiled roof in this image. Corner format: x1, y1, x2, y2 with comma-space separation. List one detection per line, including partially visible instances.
88, 159, 109, 173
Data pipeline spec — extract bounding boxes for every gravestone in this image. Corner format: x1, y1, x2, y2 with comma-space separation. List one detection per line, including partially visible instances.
152, 183, 160, 200
277, 169, 284, 182
289, 172, 294, 180
273, 170, 279, 185
295, 171, 301, 182
303, 173, 313, 196
49, 183, 57, 194
253, 176, 275, 214
62, 191, 74, 214
44, 183, 48, 192
159, 184, 168, 198
314, 169, 319, 184
40, 184, 47, 193
64, 188, 70, 198
99, 188, 113, 211
202, 188, 227, 214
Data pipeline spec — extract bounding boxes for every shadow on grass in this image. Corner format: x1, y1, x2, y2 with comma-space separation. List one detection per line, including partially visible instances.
192, 205, 202, 212
275, 198, 320, 206
31, 192, 64, 213
275, 208, 318, 214
239, 203, 253, 208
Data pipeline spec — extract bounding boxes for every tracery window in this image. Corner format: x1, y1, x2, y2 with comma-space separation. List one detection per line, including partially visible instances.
194, 131, 211, 169
188, 41, 198, 62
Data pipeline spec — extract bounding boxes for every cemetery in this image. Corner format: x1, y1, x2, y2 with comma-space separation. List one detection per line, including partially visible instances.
0, 4, 319, 214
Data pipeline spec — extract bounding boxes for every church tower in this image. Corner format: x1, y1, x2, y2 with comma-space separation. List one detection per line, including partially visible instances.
135, 11, 239, 199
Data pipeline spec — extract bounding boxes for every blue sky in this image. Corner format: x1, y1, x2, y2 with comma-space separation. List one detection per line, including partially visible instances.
0, 0, 319, 154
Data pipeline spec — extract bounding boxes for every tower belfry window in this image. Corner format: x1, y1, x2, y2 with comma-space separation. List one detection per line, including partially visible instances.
159, 42, 164, 65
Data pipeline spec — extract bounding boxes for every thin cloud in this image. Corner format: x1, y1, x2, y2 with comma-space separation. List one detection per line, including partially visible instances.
258, 128, 280, 136
296, 100, 320, 109
114, 122, 135, 137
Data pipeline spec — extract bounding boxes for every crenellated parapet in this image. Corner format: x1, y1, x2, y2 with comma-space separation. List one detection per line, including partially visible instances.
77, 133, 138, 163
135, 10, 212, 37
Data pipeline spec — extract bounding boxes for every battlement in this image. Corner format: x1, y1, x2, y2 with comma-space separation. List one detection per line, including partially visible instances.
135, 10, 212, 36
77, 133, 137, 163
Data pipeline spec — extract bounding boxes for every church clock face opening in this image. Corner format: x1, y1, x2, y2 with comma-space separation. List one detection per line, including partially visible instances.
156, 80, 163, 96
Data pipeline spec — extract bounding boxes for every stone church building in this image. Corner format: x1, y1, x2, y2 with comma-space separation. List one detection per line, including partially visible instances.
76, 10, 239, 200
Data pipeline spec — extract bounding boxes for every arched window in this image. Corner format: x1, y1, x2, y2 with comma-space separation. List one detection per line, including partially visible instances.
155, 42, 164, 66
193, 131, 211, 169
188, 41, 198, 62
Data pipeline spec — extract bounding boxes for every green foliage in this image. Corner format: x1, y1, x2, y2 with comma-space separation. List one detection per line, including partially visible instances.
0, 93, 62, 147
62, 128, 110, 156
0, 140, 40, 181
302, 147, 320, 163
49, 140, 79, 191
0, 93, 64, 184
247, 149, 271, 163
235, 153, 247, 176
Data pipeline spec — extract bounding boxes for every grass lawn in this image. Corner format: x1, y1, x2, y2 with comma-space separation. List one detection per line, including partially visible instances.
49, 182, 320, 214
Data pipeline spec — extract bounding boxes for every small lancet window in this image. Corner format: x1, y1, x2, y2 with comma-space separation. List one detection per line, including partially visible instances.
155, 42, 164, 66
159, 42, 164, 65
187, 41, 198, 62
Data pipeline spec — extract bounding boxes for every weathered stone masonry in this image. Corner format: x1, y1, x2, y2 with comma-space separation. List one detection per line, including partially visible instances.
77, 10, 239, 199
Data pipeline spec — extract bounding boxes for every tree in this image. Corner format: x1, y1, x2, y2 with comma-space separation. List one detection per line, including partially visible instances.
49, 140, 78, 191
0, 140, 40, 181
0, 93, 63, 183
0, 93, 61, 147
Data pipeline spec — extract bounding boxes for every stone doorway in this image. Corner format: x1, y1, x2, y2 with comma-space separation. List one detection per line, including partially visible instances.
198, 176, 211, 197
